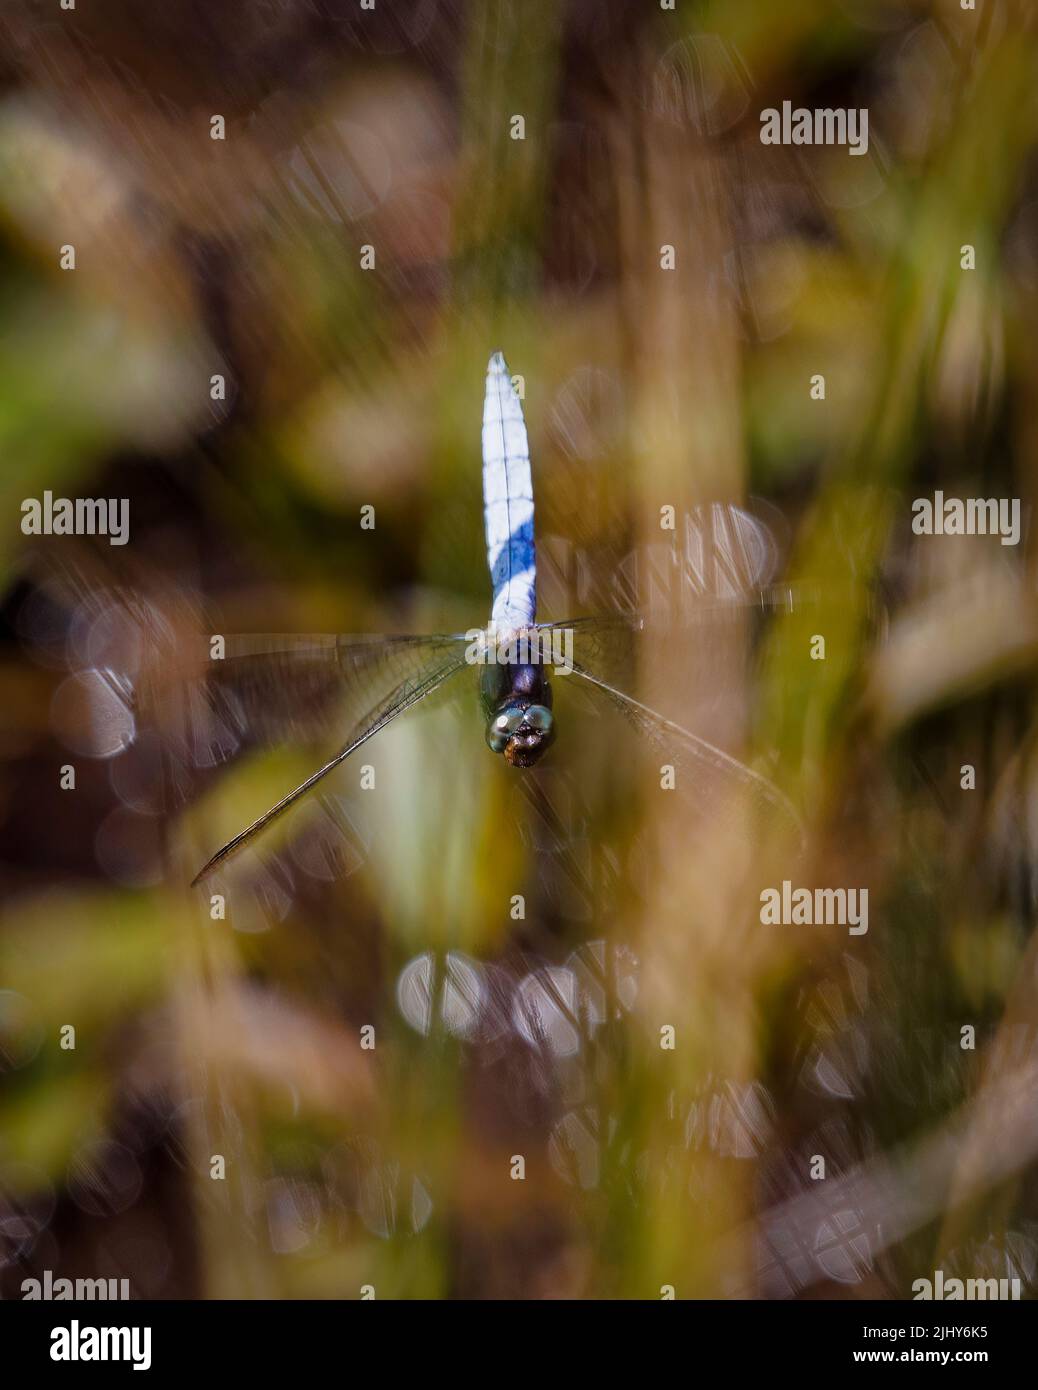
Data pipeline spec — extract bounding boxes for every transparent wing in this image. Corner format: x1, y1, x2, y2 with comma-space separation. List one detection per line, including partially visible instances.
141, 632, 471, 770
536, 598, 804, 839
538, 582, 808, 693
562, 656, 803, 841
189, 644, 471, 884
133, 631, 470, 882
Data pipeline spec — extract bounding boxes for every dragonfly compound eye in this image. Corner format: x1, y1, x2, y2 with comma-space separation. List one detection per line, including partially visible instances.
523, 704, 552, 731
501, 704, 557, 768
486, 705, 524, 753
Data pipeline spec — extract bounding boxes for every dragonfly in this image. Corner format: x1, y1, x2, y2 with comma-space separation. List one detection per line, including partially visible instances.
190, 352, 800, 884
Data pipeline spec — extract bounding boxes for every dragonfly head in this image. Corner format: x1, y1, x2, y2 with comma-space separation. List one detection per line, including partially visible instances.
481, 662, 556, 767
486, 699, 556, 766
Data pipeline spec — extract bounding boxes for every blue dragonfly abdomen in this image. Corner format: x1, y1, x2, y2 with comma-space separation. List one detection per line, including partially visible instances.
482, 351, 536, 633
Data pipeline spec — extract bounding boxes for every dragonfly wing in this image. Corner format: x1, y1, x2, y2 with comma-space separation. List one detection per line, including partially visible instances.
142, 633, 470, 768
562, 656, 803, 840
540, 612, 641, 690
541, 586, 806, 677
190, 646, 470, 884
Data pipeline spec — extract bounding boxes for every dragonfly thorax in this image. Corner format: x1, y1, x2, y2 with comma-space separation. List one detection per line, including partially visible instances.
480, 661, 556, 768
